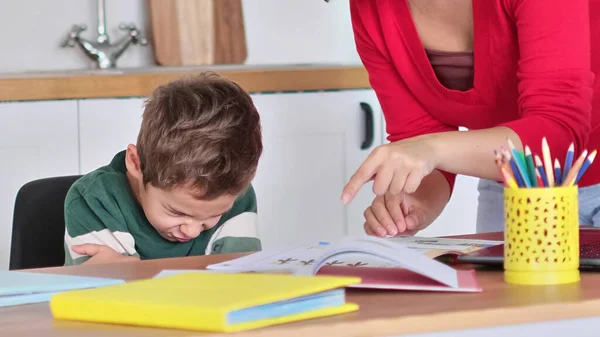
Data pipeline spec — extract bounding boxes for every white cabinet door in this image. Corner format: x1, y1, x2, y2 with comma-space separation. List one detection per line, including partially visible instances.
418, 174, 479, 237
0, 101, 79, 269
78, 98, 144, 173
250, 90, 383, 249
418, 128, 479, 236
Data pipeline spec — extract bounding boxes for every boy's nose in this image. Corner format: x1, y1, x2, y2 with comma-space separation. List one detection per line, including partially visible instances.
180, 223, 203, 238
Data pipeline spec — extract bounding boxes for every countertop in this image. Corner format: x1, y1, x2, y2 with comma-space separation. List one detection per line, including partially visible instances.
0, 64, 370, 102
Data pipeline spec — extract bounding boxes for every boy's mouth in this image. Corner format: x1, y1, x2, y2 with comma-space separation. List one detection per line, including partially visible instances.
173, 235, 191, 243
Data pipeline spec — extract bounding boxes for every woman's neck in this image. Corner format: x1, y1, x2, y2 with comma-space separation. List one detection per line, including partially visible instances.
407, 0, 474, 52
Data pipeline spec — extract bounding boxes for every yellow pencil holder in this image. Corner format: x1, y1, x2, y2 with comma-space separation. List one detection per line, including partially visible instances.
503, 186, 580, 285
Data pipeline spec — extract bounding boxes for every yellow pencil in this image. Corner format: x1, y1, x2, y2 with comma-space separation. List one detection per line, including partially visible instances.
495, 151, 518, 188
502, 166, 519, 188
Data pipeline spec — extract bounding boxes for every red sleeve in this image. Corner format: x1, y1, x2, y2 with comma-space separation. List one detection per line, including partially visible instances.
500, 0, 594, 162
349, 0, 458, 192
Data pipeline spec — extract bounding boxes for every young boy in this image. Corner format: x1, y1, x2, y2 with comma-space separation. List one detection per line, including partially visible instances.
63, 73, 263, 265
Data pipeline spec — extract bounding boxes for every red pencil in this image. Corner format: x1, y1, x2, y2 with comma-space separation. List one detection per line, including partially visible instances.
535, 167, 544, 187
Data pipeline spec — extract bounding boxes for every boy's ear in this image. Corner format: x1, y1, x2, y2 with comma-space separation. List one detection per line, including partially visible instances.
125, 144, 143, 179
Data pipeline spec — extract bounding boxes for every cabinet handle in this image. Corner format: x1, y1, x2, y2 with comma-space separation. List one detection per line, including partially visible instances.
360, 102, 374, 150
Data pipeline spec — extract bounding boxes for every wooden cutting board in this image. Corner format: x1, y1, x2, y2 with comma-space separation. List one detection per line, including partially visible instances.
148, 0, 247, 66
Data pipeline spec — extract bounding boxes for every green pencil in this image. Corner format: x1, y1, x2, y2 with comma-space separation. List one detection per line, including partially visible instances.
524, 146, 538, 187
508, 139, 532, 187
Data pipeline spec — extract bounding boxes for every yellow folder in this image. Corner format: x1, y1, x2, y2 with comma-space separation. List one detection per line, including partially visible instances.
50, 272, 360, 333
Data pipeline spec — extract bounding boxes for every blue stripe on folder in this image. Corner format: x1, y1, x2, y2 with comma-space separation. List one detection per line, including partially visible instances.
227, 289, 345, 325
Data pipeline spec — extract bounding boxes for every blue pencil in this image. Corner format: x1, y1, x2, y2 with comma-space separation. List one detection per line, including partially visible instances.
575, 150, 597, 184
503, 148, 525, 187
508, 140, 532, 187
554, 158, 562, 185
563, 143, 575, 180
511, 154, 531, 187
535, 155, 549, 187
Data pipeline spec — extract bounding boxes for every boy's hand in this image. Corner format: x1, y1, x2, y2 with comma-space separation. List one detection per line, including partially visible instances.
363, 170, 450, 237
363, 193, 426, 237
72, 244, 140, 265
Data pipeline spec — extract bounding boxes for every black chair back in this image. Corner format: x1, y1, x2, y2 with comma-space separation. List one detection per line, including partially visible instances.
9, 175, 81, 270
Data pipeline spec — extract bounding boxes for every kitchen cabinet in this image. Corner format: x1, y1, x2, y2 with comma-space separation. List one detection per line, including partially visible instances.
419, 174, 479, 237
78, 98, 145, 174
250, 90, 384, 249
0, 101, 79, 269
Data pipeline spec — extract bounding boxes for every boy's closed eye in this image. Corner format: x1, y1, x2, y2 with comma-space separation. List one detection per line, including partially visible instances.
165, 204, 230, 219
165, 206, 189, 217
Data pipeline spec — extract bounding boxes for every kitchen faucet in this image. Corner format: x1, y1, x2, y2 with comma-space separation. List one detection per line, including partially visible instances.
61, 0, 148, 69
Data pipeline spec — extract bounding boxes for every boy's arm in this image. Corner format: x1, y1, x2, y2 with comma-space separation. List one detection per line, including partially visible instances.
64, 196, 140, 265
206, 185, 262, 255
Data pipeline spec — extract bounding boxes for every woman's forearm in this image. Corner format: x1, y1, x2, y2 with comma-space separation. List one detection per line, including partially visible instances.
415, 168, 451, 203
422, 126, 523, 180
342, 126, 522, 203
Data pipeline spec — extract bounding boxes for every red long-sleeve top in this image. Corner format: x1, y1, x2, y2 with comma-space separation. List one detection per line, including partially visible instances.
350, 0, 600, 190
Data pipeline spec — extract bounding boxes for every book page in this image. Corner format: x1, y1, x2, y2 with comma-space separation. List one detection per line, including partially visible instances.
386, 236, 503, 258
306, 237, 460, 288
207, 244, 331, 274
207, 236, 502, 273
207, 236, 495, 288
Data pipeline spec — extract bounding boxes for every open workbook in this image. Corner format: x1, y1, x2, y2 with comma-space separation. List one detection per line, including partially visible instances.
207, 236, 502, 293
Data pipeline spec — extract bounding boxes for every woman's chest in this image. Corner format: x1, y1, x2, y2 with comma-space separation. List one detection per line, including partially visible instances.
380, 0, 523, 129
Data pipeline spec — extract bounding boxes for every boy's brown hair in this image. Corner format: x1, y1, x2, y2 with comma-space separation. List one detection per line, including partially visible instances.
136, 72, 262, 199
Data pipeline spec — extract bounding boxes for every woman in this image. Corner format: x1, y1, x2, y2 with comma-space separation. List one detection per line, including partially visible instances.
341, 0, 600, 236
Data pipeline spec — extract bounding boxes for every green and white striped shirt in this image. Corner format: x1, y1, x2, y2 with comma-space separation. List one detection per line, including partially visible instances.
63, 151, 261, 266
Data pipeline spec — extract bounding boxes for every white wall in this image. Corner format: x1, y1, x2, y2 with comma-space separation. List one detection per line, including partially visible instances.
0, 0, 361, 73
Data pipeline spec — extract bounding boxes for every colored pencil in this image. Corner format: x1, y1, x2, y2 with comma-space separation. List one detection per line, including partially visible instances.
502, 156, 520, 188
495, 150, 518, 188
500, 148, 514, 173
535, 167, 544, 187
503, 155, 516, 178
494, 151, 508, 187
563, 143, 575, 180
535, 155, 549, 187
562, 149, 588, 186
494, 139, 595, 188
541, 137, 555, 186
500, 164, 519, 189
502, 166, 519, 188
524, 146, 538, 187
575, 150, 597, 184
554, 158, 562, 185
507, 139, 532, 187
502, 148, 525, 187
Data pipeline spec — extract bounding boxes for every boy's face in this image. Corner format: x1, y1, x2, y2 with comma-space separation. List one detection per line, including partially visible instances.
125, 145, 237, 242
137, 183, 236, 242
